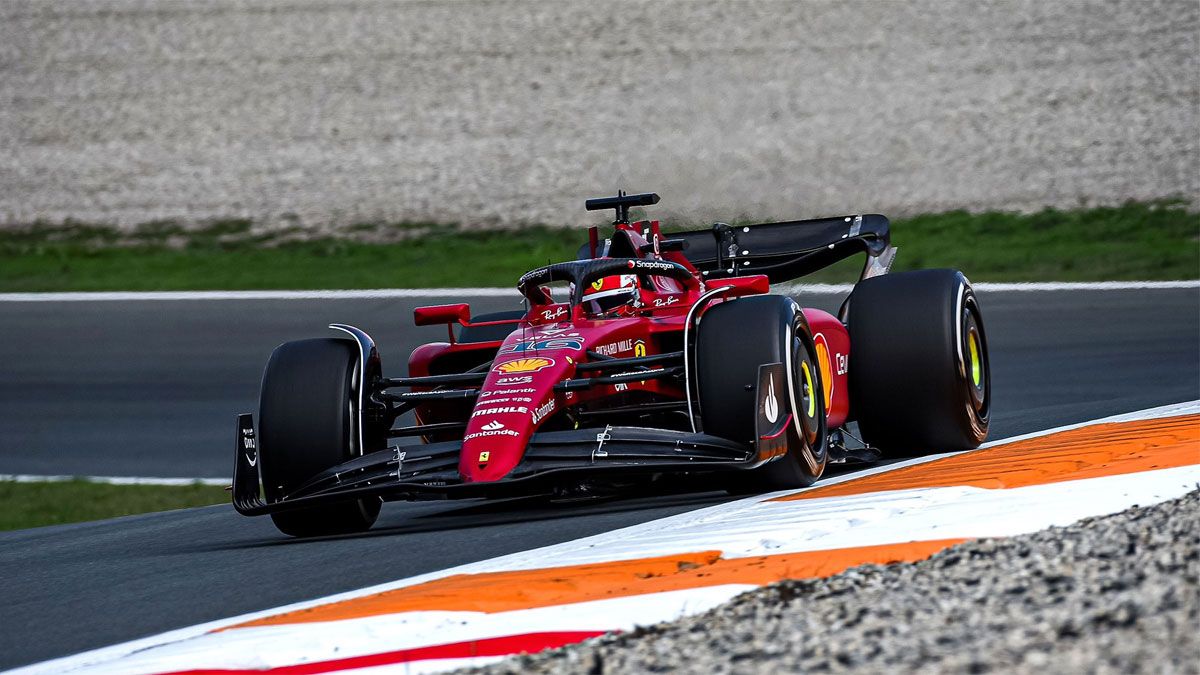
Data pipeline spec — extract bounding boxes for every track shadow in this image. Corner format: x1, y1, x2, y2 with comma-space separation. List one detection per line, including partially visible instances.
181, 456, 888, 553
184, 489, 736, 552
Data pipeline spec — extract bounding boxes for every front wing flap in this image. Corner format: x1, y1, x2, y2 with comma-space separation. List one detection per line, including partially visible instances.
232, 418, 758, 516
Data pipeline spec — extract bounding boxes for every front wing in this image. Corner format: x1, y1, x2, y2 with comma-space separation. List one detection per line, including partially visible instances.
233, 417, 759, 515
232, 363, 796, 516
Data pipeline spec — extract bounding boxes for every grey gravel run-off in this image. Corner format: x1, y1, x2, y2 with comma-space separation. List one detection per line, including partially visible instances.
3, 0, 1197, 230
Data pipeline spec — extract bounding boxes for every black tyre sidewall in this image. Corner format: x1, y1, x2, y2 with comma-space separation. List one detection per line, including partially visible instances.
696, 295, 827, 490
962, 293, 991, 431
258, 338, 381, 536
848, 269, 990, 455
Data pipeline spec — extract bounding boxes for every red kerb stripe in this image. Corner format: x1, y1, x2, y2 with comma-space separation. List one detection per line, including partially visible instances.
157, 630, 605, 675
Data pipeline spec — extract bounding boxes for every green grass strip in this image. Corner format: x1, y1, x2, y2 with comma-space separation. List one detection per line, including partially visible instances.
0, 480, 228, 531
0, 201, 1195, 291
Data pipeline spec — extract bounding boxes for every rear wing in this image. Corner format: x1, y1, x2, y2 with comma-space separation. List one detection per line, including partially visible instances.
670, 213, 895, 284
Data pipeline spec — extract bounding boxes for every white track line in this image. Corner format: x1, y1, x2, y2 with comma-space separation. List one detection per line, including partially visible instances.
779, 280, 1200, 294
971, 280, 1199, 291
0, 281, 1194, 302
0, 474, 229, 486
0, 288, 521, 302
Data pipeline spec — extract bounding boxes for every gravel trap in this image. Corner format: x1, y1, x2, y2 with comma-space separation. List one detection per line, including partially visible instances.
465, 489, 1200, 674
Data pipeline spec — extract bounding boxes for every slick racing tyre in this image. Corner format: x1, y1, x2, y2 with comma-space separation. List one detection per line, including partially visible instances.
847, 269, 990, 456
258, 338, 382, 537
458, 310, 526, 343
696, 295, 828, 491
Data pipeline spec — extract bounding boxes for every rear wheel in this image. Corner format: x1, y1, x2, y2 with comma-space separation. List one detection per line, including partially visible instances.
696, 295, 828, 491
847, 269, 990, 456
258, 338, 382, 537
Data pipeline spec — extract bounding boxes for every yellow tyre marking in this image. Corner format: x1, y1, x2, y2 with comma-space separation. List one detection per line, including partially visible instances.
800, 360, 816, 418
969, 333, 981, 387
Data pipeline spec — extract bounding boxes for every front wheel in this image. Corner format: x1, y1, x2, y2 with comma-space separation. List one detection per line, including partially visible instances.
258, 338, 382, 537
695, 295, 828, 492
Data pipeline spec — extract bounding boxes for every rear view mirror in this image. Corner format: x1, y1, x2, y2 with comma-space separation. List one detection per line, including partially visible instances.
413, 303, 471, 326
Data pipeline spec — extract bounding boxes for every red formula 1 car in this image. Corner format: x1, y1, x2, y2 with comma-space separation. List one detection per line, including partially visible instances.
233, 192, 990, 537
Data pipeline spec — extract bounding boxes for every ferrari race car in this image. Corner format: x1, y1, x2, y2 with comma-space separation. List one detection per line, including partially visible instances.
233, 192, 991, 537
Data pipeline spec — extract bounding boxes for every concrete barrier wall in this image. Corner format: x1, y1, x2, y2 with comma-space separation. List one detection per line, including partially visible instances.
2, 0, 1196, 230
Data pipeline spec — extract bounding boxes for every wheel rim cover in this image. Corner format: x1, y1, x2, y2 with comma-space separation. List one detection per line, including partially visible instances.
969, 332, 982, 387
800, 360, 816, 419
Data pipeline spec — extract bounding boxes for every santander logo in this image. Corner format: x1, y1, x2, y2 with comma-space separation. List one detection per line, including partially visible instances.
464, 420, 520, 441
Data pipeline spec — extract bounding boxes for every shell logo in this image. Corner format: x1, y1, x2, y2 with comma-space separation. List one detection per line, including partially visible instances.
813, 333, 834, 410
494, 357, 555, 374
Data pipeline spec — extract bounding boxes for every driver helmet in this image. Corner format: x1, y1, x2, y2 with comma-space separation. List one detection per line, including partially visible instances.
582, 274, 640, 315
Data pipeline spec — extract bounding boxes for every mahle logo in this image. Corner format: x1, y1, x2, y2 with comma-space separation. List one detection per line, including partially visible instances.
494, 357, 554, 374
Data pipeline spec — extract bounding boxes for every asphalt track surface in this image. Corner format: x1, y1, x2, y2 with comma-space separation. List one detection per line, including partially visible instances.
0, 287, 1197, 669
